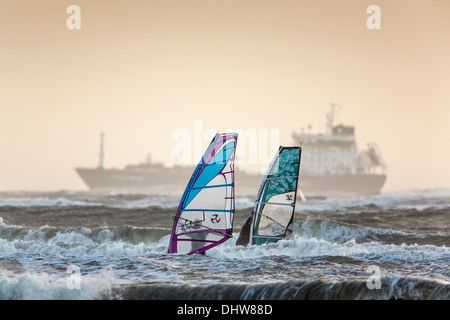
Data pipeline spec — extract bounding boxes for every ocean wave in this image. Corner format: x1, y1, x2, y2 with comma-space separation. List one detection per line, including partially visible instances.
1, 189, 449, 214
0, 218, 170, 258
211, 219, 450, 263
296, 188, 450, 213
211, 236, 450, 264
0, 271, 113, 300
103, 277, 450, 300
1, 271, 448, 300
0, 216, 447, 263
0, 192, 178, 209
0, 194, 255, 212
0, 189, 448, 300
0, 197, 102, 208
0, 218, 169, 243
292, 218, 412, 243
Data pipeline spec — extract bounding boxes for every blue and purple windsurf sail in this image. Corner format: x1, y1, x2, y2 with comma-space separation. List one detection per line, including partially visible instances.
168, 133, 238, 255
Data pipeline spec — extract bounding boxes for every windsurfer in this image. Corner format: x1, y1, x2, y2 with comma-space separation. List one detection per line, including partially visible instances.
236, 212, 253, 246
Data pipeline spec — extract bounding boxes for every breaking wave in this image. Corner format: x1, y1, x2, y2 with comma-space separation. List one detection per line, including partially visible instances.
0, 188, 448, 301
0, 218, 169, 258
296, 188, 450, 213
104, 277, 450, 300
0, 271, 113, 300
0, 272, 447, 300
1, 217, 448, 263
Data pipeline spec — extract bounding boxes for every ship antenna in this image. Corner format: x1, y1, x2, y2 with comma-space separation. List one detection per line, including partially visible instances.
328, 103, 342, 134
98, 132, 105, 169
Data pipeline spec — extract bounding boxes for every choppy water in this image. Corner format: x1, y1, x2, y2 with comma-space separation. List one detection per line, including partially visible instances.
0, 189, 449, 300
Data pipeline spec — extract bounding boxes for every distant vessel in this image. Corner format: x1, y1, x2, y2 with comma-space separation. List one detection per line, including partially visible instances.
75, 133, 261, 195
290, 104, 387, 197
75, 105, 387, 198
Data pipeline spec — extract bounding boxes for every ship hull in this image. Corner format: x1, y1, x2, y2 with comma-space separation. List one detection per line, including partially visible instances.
299, 173, 387, 198
75, 168, 386, 198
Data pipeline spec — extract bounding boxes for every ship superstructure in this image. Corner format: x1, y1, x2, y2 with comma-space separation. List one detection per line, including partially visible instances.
291, 104, 387, 197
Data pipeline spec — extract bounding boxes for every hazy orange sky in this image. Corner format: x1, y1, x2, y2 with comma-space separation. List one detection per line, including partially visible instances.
1, 0, 449, 191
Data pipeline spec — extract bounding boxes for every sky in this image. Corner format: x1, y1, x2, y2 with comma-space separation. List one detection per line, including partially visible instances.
1, 0, 449, 191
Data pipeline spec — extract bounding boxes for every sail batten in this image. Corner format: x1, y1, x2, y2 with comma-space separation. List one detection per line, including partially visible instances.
264, 176, 299, 181
168, 133, 238, 255
180, 209, 234, 212
188, 183, 234, 191
256, 201, 296, 206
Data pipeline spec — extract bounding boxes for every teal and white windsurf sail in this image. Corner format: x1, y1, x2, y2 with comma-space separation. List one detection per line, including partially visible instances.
250, 146, 301, 245
168, 133, 238, 255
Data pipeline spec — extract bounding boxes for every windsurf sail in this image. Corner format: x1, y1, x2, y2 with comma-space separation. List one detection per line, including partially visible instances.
249, 146, 301, 245
168, 133, 238, 255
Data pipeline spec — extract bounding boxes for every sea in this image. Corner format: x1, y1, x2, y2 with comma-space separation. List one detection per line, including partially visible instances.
0, 188, 449, 301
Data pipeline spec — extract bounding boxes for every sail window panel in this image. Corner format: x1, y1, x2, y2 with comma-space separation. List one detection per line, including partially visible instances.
175, 211, 205, 236
257, 204, 292, 236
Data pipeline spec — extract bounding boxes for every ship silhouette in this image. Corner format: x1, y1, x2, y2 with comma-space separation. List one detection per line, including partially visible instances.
76, 105, 387, 198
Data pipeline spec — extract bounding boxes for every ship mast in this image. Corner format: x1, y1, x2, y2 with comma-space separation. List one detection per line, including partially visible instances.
98, 132, 105, 169
326, 103, 341, 134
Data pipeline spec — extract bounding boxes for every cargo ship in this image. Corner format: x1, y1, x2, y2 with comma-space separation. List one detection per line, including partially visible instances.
75, 106, 387, 198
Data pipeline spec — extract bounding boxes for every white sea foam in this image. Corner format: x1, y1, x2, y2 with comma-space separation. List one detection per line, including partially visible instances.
293, 218, 411, 243
0, 193, 254, 210
209, 220, 449, 263
0, 197, 102, 207
0, 270, 114, 300
1, 216, 447, 262
210, 235, 450, 264
0, 219, 168, 258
